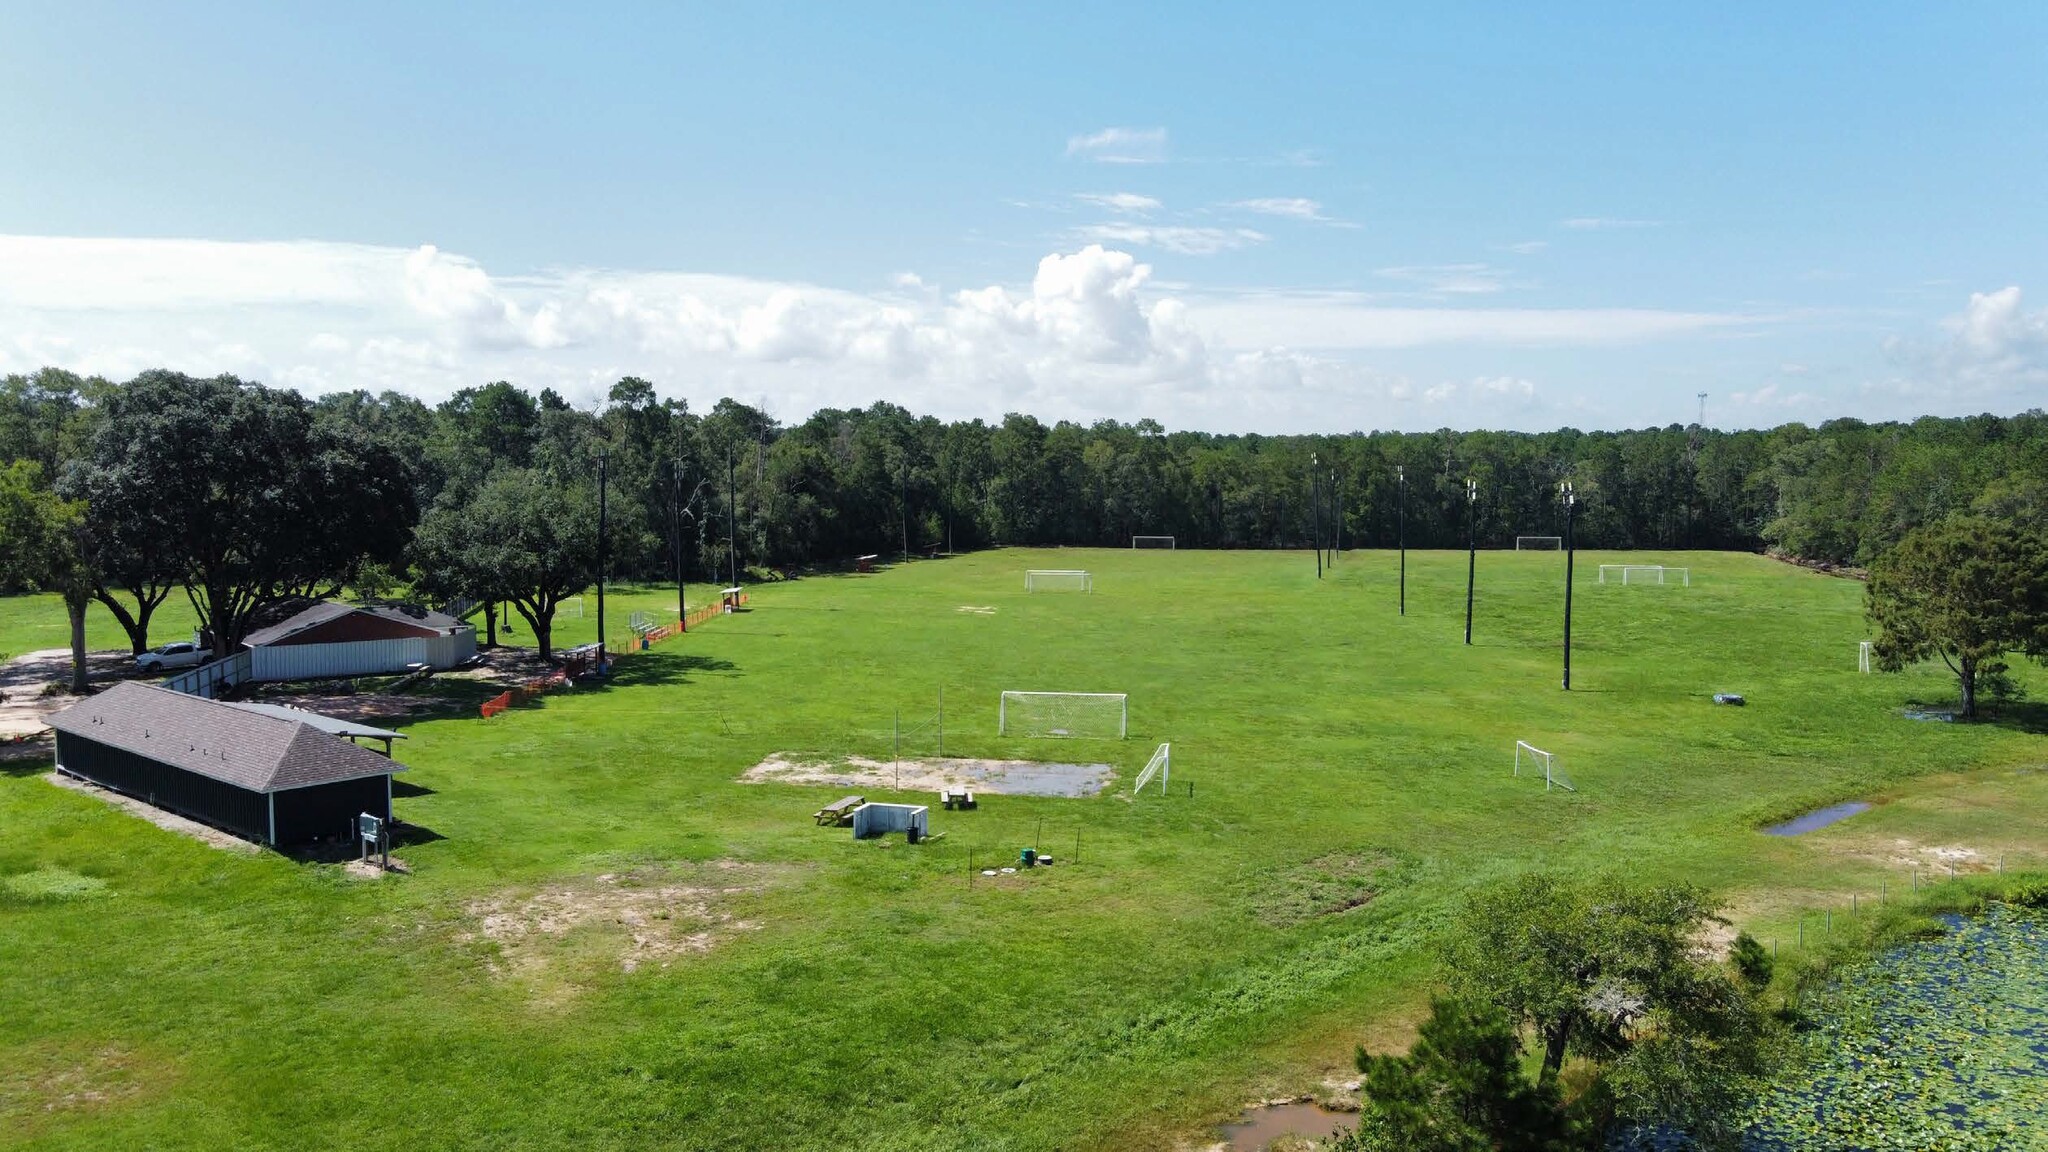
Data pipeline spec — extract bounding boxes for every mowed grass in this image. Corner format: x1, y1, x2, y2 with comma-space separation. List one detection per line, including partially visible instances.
2, 549, 2044, 1150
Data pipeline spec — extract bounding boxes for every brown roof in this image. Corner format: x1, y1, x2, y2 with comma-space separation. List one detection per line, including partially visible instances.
46, 681, 405, 793
243, 602, 464, 648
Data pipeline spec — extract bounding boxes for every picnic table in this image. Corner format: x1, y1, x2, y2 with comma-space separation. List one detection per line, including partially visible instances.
939, 788, 977, 811
815, 795, 865, 826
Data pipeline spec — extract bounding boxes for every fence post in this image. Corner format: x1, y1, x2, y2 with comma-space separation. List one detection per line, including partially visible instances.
938, 687, 944, 758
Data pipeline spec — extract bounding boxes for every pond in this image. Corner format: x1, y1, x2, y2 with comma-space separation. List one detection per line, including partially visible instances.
1741, 902, 2048, 1150
1762, 800, 1872, 837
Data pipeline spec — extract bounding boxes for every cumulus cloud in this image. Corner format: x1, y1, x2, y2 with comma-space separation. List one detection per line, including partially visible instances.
1075, 192, 1162, 214
1228, 197, 1326, 221
0, 233, 1775, 431
1065, 127, 1168, 164
1071, 224, 1267, 255
1870, 285, 2048, 405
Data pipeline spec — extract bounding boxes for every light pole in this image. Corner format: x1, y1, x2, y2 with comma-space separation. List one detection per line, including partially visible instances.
1463, 478, 1478, 646
1397, 465, 1406, 616
1561, 480, 1577, 690
596, 452, 609, 667
1311, 453, 1323, 580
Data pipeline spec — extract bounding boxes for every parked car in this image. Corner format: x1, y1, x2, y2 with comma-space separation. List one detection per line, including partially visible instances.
134, 641, 210, 674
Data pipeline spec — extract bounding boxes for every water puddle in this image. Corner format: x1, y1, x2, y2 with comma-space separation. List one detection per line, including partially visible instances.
1763, 800, 1871, 837
1219, 1101, 1358, 1150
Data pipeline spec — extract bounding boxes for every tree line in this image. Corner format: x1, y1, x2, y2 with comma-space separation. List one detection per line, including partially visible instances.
2, 366, 2045, 685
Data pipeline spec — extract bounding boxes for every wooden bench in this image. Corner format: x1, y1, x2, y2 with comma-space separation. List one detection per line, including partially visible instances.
939, 788, 977, 811
815, 795, 865, 826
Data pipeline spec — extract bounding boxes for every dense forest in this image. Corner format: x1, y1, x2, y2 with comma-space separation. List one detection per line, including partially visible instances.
2, 366, 2044, 658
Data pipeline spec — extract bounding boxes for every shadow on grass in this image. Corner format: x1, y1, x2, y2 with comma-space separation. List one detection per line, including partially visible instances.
1983, 700, 2048, 736
390, 778, 437, 798
390, 820, 446, 848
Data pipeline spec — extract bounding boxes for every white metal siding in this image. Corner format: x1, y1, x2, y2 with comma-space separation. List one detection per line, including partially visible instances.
248, 627, 476, 682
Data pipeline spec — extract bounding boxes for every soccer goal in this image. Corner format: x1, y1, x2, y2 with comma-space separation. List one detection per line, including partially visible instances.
999, 691, 1128, 738
1131, 742, 1171, 795
1598, 564, 1691, 587
1514, 740, 1575, 792
1025, 569, 1093, 592
1132, 536, 1176, 550
561, 596, 584, 619
1859, 640, 1873, 673
1515, 536, 1562, 550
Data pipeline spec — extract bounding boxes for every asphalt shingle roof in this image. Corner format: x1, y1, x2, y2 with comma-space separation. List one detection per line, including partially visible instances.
46, 681, 405, 793
241, 602, 464, 649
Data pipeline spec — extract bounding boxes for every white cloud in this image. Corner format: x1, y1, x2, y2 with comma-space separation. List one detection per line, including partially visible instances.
1507, 240, 1549, 255
1071, 224, 1267, 256
1561, 217, 1662, 231
0, 233, 1776, 432
1075, 192, 1162, 214
1228, 197, 1326, 221
891, 271, 926, 289
1376, 264, 1513, 296
1065, 127, 1168, 164
1869, 285, 2048, 406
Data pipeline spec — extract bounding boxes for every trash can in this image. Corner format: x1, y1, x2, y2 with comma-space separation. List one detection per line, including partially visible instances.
1020, 848, 1037, 868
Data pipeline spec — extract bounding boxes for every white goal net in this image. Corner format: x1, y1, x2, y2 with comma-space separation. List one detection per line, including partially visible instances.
1514, 740, 1575, 791
561, 596, 584, 619
1598, 564, 1691, 587
1132, 743, 1170, 794
1025, 569, 1093, 592
1132, 536, 1176, 550
1000, 691, 1128, 738
1859, 640, 1873, 673
1515, 536, 1562, 550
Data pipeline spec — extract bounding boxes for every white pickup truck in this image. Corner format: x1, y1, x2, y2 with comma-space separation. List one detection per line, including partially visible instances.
134, 641, 210, 674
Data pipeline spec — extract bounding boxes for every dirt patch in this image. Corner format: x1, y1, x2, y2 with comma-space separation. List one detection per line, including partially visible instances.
0, 1043, 154, 1128
742, 752, 1115, 798
0, 650, 138, 738
461, 863, 774, 976
43, 772, 261, 854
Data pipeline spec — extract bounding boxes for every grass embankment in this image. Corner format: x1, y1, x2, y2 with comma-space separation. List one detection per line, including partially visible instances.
1, 549, 2043, 1150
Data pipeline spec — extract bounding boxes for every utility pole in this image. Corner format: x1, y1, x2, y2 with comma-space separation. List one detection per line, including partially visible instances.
900, 454, 910, 564
674, 454, 686, 624
727, 447, 738, 589
1561, 480, 1577, 690
1464, 478, 1478, 645
1310, 453, 1323, 579
596, 453, 609, 666
1397, 465, 1406, 616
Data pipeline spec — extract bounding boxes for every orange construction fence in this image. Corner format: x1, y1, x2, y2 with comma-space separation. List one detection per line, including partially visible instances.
481, 593, 748, 718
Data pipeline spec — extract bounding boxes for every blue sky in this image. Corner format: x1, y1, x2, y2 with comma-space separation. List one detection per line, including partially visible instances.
2, 2, 2043, 432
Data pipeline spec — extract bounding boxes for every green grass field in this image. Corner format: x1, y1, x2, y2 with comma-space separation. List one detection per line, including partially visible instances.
3, 549, 2044, 1150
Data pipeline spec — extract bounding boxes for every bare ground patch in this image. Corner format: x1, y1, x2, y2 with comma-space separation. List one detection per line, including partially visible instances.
0, 1042, 160, 1131
460, 862, 779, 977
44, 772, 260, 854
741, 751, 1114, 798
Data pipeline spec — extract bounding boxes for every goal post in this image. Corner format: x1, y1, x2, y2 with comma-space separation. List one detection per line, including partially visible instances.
999, 691, 1128, 738
1598, 564, 1691, 587
1859, 640, 1873, 673
1131, 536, 1176, 550
1514, 740, 1575, 792
1131, 742, 1170, 794
1025, 569, 1093, 592
1515, 536, 1562, 550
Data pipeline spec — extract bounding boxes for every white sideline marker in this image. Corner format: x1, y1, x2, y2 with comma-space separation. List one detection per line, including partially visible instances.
1025, 569, 1093, 592
1132, 743, 1170, 795
1514, 740, 1574, 792
999, 690, 1128, 739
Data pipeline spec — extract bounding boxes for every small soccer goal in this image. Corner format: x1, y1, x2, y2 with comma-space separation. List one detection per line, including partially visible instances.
560, 596, 584, 619
999, 691, 1128, 739
1025, 569, 1093, 592
1514, 740, 1575, 792
1131, 742, 1170, 795
1598, 564, 1691, 587
1859, 640, 1873, 673
1131, 536, 1176, 550
1515, 536, 1562, 550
